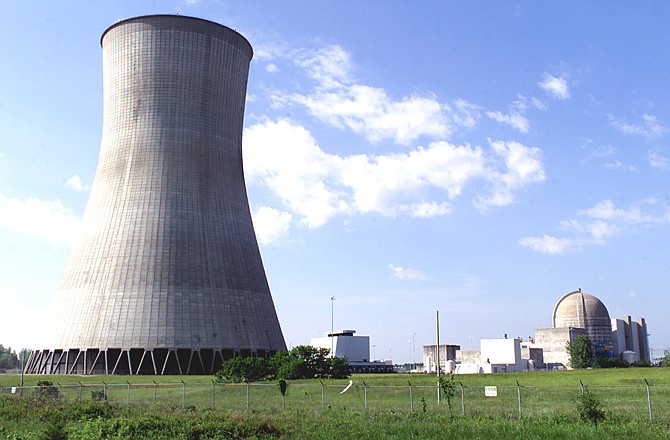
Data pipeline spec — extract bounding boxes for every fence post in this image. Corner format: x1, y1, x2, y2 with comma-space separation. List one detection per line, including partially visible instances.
459, 381, 465, 415
57, 382, 61, 399
78, 381, 83, 403
644, 379, 653, 422
211, 379, 216, 409
320, 381, 325, 410
516, 380, 522, 419
579, 380, 584, 396
181, 380, 185, 409
103, 381, 107, 401
246, 382, 250, 412
363, 381, 368, 411
153, 380, 157, 403
408, 381, 413, 412
126, 380, 131, 405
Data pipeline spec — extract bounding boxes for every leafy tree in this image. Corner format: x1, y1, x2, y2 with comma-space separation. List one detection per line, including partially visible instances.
566, 335, 593, 369
216, 345, 350, 382
215, 356, 271, 382
328, 356, 351, 379
0, 345, 20, 369
661, 350, 670, 367
290, 345, 332, 379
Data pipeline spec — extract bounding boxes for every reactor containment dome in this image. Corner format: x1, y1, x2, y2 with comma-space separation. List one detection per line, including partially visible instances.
551, 289, 613, 357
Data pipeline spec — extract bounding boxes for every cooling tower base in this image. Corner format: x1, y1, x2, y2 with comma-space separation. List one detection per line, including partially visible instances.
24, 347, 273, 375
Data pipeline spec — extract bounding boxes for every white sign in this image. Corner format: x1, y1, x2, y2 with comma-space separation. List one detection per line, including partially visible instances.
485, 386, 497, 397
11, 387, 17, 394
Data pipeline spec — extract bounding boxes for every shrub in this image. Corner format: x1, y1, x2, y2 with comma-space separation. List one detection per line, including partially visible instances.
33, 380, 59, 399
593, 356, 628, 369
576, 388, 606, 426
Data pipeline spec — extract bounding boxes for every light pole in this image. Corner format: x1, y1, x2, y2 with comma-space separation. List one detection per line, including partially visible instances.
411, 332, 416, 371
330, 296, 335, 357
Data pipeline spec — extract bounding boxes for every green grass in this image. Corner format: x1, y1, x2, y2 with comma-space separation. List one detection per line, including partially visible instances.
2, 369, 670, 438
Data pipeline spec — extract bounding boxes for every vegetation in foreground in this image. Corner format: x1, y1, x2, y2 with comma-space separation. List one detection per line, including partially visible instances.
2, 393, 670, 440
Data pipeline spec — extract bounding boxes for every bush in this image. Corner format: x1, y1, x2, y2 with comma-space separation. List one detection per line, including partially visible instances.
576, 388, 606, 426
593, 357, 628, 369
33, 380, 60, 399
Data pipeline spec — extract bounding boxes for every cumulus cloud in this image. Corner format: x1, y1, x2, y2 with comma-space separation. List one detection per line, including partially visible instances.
608, 113, 667, 138
648, 150, 670, 170
475, 139, 545, 210
0, 195, 80, 245
520, 199, 670, 254
388, 264, 429, 281
270, 45, 480, 145
538, 73, 570, 100
252, 206, 292, 244
65, 175, 90, 191
244, 119, 545, 233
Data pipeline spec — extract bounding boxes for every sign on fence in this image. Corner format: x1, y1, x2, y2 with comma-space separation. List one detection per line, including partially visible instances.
485, 386, 497, 397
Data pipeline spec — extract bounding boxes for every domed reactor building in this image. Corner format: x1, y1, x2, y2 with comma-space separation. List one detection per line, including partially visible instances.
25, 15, 286, 375
534, 289, 650, 368
552, 289, 614, 356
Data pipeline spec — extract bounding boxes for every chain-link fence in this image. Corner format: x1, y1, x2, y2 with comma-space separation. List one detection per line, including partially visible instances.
1, 380, 668, 422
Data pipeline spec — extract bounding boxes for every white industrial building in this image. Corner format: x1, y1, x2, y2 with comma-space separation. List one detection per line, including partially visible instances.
454, 338, 538, 374
310, 330, 393, 373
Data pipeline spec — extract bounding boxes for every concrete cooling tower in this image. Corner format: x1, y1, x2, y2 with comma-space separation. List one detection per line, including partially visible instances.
25, 15, 286, 375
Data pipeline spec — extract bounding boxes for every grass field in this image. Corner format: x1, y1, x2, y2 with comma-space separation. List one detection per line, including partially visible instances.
2, 368, 670, 438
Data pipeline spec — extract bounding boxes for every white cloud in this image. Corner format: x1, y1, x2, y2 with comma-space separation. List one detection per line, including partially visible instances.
388, 264, 429, 281
647, 151, 670, 170
252, 206, 292, 244
518, 235, 584, 254
270, 45, 479, 145
604, 160, 637, 172
486, 110, 529, 133
486, 95, 544, 133
265, 63, 279, 73
475, 139, 545, 210
608, 113, 667, 138
520, 199, 670, 254
244, 119, 545, 230
538, 73, 570, 100
0, 195, 80, 245
65, 174, 90, 191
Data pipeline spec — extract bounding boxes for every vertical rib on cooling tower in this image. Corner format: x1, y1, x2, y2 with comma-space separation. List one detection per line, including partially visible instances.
26, 15, 286, 375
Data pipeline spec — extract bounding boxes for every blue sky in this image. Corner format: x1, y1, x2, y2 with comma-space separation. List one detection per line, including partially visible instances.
2, 2, 669, 362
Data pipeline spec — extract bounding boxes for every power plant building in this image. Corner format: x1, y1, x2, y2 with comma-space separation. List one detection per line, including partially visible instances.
533, 290, 650, 368
25, 15, 285, 375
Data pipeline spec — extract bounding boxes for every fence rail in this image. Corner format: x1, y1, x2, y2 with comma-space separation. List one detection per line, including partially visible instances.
2, 380, 668, 422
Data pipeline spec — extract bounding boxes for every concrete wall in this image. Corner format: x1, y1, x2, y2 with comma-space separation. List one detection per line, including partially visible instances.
534, 327, 586, 369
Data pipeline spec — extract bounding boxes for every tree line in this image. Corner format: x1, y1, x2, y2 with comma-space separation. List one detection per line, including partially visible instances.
0, 345, 30, 370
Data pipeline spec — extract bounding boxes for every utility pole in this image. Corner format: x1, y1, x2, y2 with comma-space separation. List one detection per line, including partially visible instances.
436, 310, 440, 379
330, 296, 335, 357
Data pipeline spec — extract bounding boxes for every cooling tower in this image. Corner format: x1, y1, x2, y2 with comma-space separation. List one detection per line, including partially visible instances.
25, 15, 286, 375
